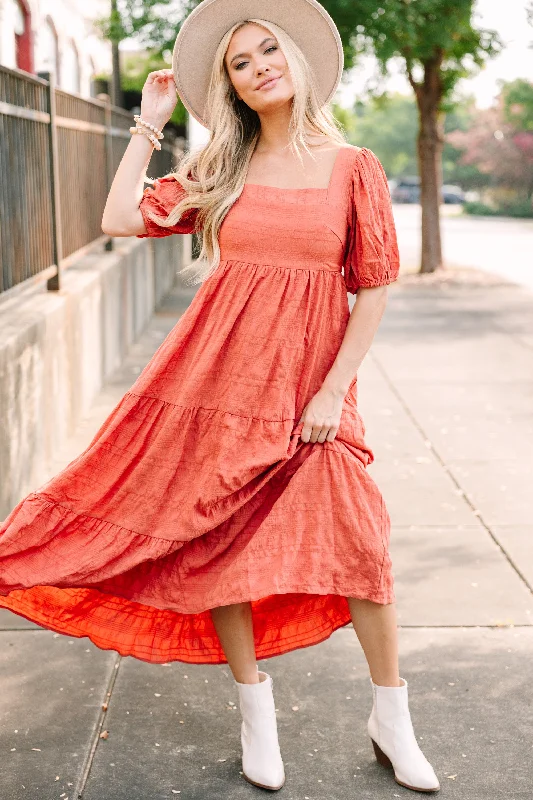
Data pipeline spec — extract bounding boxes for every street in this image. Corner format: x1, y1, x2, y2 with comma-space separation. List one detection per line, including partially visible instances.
394, 204, 533, 290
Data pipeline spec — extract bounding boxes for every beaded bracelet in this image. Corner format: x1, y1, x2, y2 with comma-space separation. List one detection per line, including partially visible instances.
129, 114, 165, 150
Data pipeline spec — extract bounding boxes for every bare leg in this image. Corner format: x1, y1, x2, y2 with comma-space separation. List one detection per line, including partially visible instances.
210, 601, 259, 684
346, 597, 401, 687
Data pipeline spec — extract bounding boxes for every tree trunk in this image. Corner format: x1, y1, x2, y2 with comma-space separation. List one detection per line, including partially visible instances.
111, 41, 123, 109
110, 0, 123, 109
414, 63, 445, 274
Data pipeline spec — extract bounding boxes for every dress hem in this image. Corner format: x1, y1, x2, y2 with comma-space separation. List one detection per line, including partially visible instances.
0, 582, 394, 666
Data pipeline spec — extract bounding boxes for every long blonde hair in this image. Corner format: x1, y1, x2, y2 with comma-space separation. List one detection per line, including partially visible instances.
146, 18, 347, 285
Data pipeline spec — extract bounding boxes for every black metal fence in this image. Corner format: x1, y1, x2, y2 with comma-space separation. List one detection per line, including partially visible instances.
0, 65, 177, 296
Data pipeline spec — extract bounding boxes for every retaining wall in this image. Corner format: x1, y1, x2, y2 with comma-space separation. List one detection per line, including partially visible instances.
0, 234, 192, 518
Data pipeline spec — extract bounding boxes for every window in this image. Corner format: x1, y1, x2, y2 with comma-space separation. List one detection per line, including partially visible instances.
63, 39, 81, 94
42, 17, 60, 85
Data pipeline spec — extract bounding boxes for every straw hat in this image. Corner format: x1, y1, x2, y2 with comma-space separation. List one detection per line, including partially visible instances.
172, 0, 344, 128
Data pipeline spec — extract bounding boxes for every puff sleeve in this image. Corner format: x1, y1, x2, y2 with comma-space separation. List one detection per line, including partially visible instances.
343, 148, 400, 294
136, 175, 200, 238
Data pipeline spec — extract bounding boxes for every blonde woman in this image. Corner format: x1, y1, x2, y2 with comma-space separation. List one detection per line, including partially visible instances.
0, 0, 439, 793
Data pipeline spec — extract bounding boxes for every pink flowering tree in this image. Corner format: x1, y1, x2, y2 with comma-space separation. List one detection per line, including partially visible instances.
447, 80, 533, 205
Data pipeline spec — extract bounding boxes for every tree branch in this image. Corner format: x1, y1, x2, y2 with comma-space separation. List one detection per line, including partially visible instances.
403, 47, 422, 98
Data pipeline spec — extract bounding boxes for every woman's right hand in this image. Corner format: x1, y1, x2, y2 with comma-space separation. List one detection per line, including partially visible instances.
140, 69, 178, 129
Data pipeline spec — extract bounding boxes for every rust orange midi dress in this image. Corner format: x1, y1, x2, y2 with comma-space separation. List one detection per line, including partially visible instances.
0, 145, 400, 665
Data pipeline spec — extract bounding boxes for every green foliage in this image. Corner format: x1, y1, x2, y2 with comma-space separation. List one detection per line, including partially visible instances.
443, 93, 477, 132
336, 93, 418, 177
498, 200, 533, 218
462, 201, 498, 216
464, 199, 533, 218
442, 93, 489, 188
342, 0, 502, 105
503, 79, 533, 132
334, 91, 487, 185
93, 0, 180, 54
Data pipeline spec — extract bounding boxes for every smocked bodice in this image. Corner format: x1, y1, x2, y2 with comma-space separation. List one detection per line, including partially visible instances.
218, 149, 351, 272
137, 144, 400, 295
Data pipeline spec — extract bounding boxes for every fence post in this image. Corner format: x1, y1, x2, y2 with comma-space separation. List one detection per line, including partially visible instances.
37, 70, 63, 291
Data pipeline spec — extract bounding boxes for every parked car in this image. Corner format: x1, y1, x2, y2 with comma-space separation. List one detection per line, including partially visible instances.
391, 176, 420, 203
391, 176, 465, 204
441, 184, 465, 204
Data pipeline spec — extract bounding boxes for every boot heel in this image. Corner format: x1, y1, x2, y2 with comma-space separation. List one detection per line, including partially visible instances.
371, 737, 393, 769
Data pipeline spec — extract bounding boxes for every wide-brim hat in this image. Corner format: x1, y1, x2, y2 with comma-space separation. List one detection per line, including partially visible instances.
172, 0, 344, 129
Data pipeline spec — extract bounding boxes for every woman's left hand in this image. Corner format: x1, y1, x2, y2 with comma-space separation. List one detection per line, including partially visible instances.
298, 385, 345, 443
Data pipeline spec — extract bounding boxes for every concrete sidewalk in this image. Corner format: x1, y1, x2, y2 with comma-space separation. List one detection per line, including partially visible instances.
1, 268, 532, 800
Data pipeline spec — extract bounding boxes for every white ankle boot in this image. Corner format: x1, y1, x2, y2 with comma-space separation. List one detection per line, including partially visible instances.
368, 676, 440, 792
235, 670, 285, 790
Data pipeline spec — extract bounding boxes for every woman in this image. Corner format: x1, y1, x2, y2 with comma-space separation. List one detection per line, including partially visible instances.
0, 0, 439, 793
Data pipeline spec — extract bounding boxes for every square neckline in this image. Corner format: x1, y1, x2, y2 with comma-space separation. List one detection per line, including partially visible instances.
242, 144, 357, 197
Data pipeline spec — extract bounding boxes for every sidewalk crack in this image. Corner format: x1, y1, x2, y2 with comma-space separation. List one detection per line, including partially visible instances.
369, 349, 533, 598
74, 654, 122, 799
